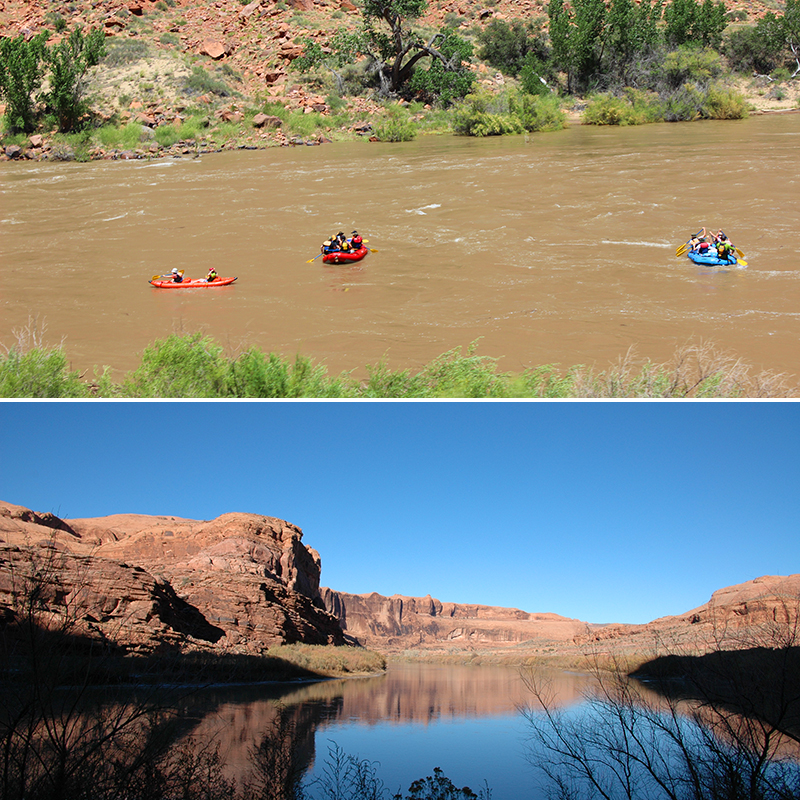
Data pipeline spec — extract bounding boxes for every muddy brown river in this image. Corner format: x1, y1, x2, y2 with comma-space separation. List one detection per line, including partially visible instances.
2, 113, 798, 383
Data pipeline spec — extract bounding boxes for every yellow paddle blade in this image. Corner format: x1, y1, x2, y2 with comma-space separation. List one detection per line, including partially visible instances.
150, 274, 160, 282
735, 247, 745, 259
676, 244, 687, 257
737, 258, 748, 267
369, 248, 379, 253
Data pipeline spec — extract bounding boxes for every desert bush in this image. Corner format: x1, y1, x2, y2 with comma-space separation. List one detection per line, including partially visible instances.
0, 347, 88, 397
120, 332, 229, 397
452, 89, 525, 136
101, 37, 150, 67
582, 89, 662, 124
183, 65, 231, 97
510, 92, 567, 131
371, 104, 418, 141
660, 44, 724, 87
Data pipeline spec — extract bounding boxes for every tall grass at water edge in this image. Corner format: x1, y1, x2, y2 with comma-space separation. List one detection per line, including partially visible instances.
1, 330, 796, 398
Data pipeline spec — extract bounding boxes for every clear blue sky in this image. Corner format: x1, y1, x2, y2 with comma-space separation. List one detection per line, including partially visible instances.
1, 401, 797, 624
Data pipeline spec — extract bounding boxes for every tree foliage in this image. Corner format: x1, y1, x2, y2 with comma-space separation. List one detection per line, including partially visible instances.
0, 31, 49, 133
44, 25, 106, 132
294, 0, 474, 104
0, 25, 105, 134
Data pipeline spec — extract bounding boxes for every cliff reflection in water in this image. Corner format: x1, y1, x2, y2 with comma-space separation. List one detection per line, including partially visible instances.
178, 663, 595, 788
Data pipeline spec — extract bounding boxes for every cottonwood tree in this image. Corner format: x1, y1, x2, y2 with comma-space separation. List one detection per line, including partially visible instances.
293, 0, 474, 103
0, 31, 49, 132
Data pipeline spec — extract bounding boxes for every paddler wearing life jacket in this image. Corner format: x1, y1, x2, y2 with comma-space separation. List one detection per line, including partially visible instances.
170, 267, 183, 283
350, 230, 363, 249
206, 267, 218, 283
714, 230, 733, 260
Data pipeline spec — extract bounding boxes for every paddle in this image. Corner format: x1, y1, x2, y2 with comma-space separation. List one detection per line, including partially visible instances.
735, 247, 746, 259
306, 252, 324, 264
151, 270, 184, 281
676, 229, 704, 258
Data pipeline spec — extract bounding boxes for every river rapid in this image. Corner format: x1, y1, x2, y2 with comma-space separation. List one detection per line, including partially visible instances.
2, 113, 798, 384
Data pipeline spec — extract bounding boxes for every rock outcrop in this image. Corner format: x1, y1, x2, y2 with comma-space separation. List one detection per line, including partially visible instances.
321, 575, 800, 658
320, 588, 589, 652
0, 500, 345, 655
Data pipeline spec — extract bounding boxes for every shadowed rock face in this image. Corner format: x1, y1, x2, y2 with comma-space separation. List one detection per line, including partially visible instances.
0, 501, 345, 654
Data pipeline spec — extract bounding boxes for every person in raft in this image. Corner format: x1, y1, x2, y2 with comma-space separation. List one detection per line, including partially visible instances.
169, 267, 183, 283
321, 234, 341, 254
350, 230, 363, 249
689, 229, 710, 254
206, 267, 218, 283
713, 230, 733, 260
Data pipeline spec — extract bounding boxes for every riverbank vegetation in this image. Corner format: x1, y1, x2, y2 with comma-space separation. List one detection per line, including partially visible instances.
1, 330, 796, 398
1, 0, 798, 159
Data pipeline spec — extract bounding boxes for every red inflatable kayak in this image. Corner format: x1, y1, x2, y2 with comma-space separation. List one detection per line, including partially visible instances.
150, 276, 238, 288
322, 246, 368, 264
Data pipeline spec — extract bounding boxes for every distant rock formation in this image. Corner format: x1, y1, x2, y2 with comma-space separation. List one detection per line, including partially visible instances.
320, 588, 589, 652
0, 500, 345, 655
321, 575, 800, 657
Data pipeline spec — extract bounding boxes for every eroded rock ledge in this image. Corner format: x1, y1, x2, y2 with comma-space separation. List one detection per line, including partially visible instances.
0, 500, 345, 655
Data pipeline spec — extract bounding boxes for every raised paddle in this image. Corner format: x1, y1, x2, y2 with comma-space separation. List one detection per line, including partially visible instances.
151, 270, 184, 281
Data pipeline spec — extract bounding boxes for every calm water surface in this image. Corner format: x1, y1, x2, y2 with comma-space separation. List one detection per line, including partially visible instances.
179, 663, 594, 799
2, 113, 799, 381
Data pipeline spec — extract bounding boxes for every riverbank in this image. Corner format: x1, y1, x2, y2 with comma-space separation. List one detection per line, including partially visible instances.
2, 332, 798, 398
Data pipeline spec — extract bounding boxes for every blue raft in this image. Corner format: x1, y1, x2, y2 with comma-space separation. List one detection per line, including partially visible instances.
686, 247, 740, 267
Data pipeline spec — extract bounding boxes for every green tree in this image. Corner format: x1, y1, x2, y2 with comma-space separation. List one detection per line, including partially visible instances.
547, 0, 612, 92
664, 0, 727, 48
294, 0, 474, 103
43, 25, 106, 132
0, 31, 49, 133
476, 18, 550, 77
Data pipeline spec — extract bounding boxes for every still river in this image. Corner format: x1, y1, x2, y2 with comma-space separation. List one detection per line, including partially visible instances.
176, 662, 595, 799
2, 113, 799, 382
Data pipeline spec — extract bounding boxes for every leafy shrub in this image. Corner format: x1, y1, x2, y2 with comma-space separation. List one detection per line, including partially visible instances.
519, 53, 552, 95
660, 80, 747, 120
226, 348, 343, 398
121, 332, 229, 397
183, 65, 231, 97
582, 90, 661, 124
0, 346, 88, 397
372, 104, 418, 141
660, 44, 724, 88
452, 89, 523, 136
510, 92, 567, 131
702, 83, 748, 117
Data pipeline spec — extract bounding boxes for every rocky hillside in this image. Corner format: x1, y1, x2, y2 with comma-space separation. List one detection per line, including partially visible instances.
0, 0, 787, 136
0, 500, 345, 655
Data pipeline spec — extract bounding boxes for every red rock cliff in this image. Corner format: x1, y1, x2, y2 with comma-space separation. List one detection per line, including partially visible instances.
0, 500, 345, 654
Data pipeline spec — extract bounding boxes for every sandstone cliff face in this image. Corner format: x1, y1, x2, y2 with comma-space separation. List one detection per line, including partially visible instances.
0, 501, 345, 654
320, 588, 589, 652
321, 574, 800, 657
